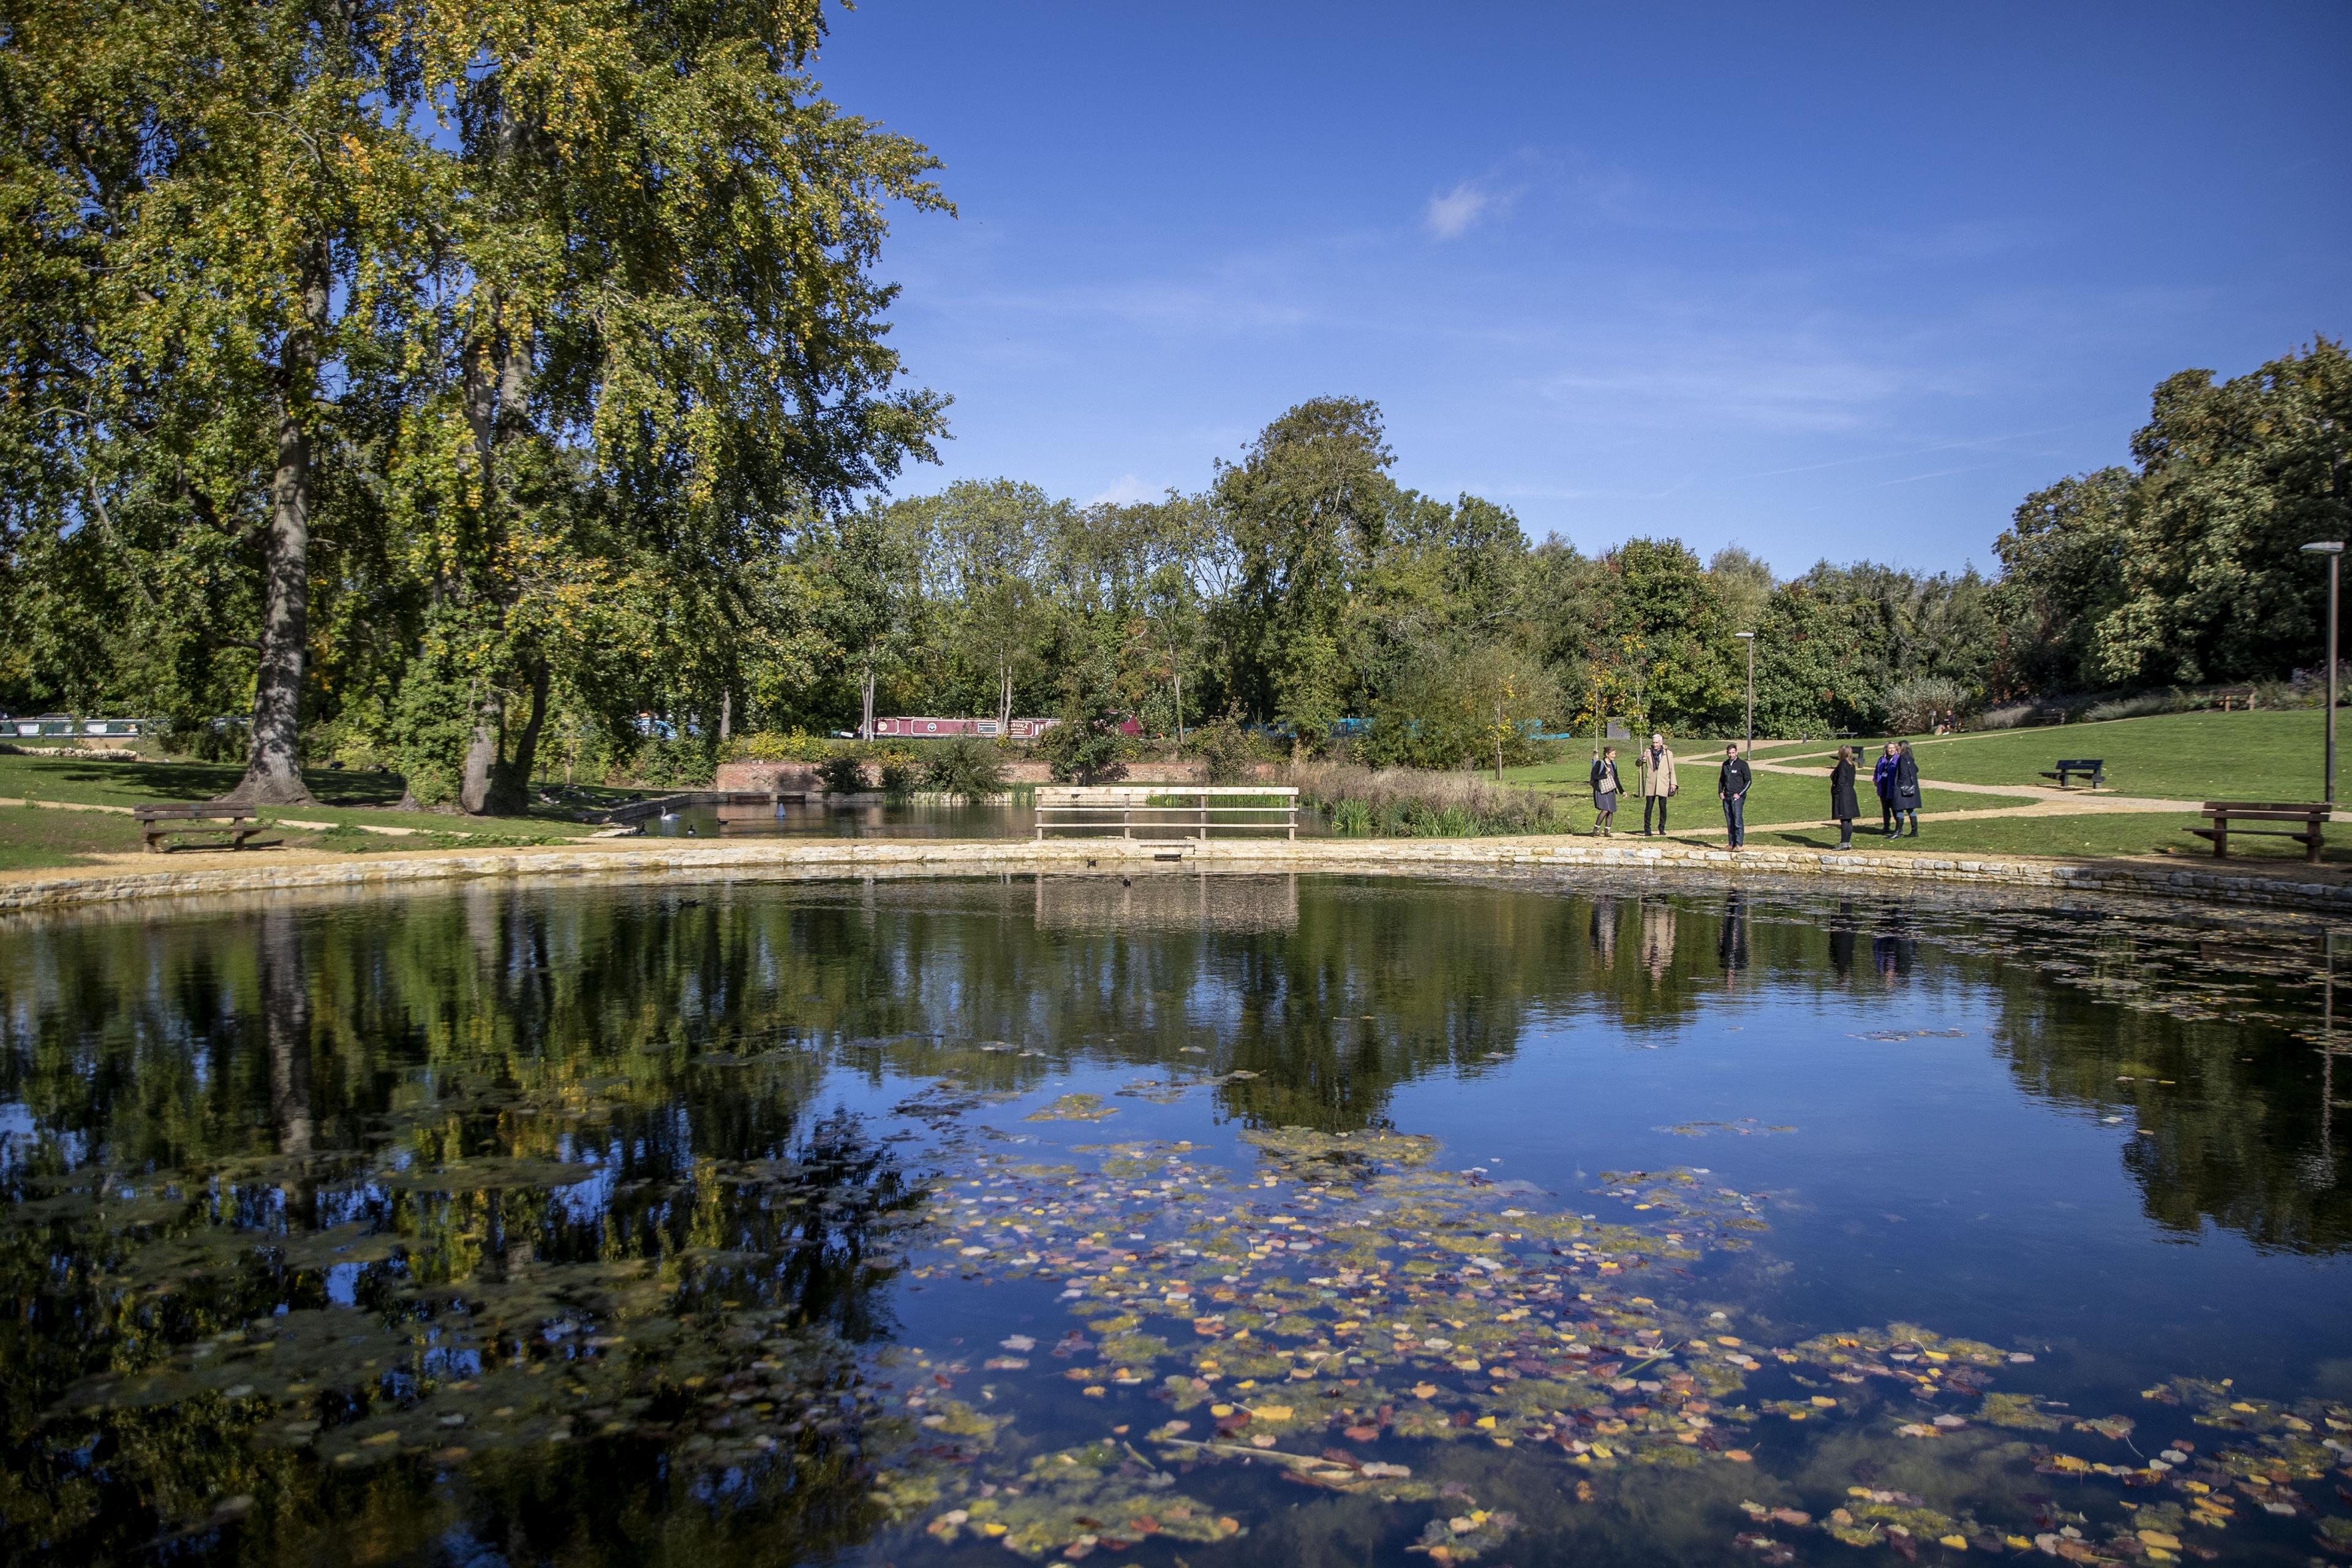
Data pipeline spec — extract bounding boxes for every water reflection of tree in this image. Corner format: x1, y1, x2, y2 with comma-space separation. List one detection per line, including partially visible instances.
1983, 955, 2352, 1254
0, 895, 928, 1561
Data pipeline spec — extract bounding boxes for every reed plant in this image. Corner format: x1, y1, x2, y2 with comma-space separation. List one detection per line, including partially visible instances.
1287, 762, 1572, 837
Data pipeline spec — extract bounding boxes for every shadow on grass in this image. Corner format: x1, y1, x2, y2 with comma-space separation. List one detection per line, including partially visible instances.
29, 758, 409, 808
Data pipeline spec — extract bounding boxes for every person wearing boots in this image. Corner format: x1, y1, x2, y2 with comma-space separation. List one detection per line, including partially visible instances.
1589, 745, 1623, 835
1637, 733, 1678, 835
1891, 740, 1923, 836
1829, 744, 1859, 850
1717, 742, 1752, 848
1872, 742, 1899, 835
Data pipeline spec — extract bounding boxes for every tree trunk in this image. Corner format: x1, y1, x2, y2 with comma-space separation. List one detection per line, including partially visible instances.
861, 662, 875, 741
261, 910, 313, 1158
225, 252, 326, 805
453, 271, 532, 817
483, 657, 548, 815
1172, 654, 1185, 745
459, 690, 502, 813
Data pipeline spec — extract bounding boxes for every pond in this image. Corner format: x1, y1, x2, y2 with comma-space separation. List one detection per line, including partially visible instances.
2, 871, 2349, 1565
645, 799, 1327, 840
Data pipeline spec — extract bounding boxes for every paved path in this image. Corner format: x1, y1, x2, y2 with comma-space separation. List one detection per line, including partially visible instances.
1716, 752, 2206, 840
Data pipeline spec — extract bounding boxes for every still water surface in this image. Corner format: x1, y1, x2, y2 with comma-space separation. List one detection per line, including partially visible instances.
2, 872, 2348, 1564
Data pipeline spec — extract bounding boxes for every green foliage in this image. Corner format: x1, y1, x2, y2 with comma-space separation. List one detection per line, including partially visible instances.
1216, 398, 1400, 744
875, 750, 918, 796
919, 737, 1010, 798
1994, 339, 2352, 693
723, 729, 834, 764
817, 753, 869, 794
1362, 644, 1558, 773
0, 0, 949, 810
1881, 677, 1970, 735
1038, 705, 1134, 785
1183, 717, 1265, 784
1292, 762, 1570, 837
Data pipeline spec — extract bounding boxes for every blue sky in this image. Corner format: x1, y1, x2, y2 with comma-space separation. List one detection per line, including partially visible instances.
818, 2, 2350, 576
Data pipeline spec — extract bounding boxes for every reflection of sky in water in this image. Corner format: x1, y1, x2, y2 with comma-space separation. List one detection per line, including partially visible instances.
325, 1261, 363, 1307
3, 876, 2350, 1565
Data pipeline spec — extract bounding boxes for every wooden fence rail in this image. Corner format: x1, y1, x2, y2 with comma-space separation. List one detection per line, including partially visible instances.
1034, 785, 1298, 842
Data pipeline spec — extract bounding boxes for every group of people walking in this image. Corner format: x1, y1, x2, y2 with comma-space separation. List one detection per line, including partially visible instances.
1588, 734, 1922, 848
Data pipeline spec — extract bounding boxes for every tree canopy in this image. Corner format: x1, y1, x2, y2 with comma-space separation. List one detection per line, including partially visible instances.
1, 16, 2340, 803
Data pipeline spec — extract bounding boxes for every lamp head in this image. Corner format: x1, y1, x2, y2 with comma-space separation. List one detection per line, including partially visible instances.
1733, 631, 1756, 640
2304, 541, 2345, 556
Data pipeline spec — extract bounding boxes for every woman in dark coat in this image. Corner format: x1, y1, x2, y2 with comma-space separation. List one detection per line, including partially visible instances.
1828, 745, 1860, 850
1872, 742, 1899, 835
1891, 740, 1923, 837
1589, 745, 1623, 836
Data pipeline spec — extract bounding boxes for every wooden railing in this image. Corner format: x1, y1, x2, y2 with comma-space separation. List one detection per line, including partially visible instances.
1034, 785, 1298, 841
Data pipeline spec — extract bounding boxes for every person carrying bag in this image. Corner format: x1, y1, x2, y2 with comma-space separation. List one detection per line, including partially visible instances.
1892, 740, 1923, 837
1589, 745, 1623, 835
1637, 733, 1678, 835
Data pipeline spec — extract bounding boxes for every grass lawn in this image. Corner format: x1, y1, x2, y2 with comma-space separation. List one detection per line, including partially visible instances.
0, 801, 149, 871
1765, 709, 2334, 802
0, 752, 614, 871
1740, 810, 2352, 866
1507, 754, 2041, 829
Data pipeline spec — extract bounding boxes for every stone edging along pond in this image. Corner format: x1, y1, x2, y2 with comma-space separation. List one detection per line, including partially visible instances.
4, 834, 2351, 917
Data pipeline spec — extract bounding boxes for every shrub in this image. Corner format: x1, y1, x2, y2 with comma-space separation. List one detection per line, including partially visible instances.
722, 728, 832, 763
1973, 702, 2035, 731
2083, 690, 2177, 723
1185, 717, 1264, 784
817, 753, 867, 794
921, 737, 1010, 798
1038, 705, 1134, 783
1289, 761, 1569, 837
1880, 677, 1971, 736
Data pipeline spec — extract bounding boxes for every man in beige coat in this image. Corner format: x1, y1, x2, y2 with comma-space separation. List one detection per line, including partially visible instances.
1637, 732, 1678, 836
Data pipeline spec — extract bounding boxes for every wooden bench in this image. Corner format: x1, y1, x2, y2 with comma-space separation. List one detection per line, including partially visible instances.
2039, 758, 2106, 790
2187, 801, 2334, 864
134, 803, 262, 853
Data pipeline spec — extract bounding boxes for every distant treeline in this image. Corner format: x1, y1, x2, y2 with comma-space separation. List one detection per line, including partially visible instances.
6, 295, 2346, 793
742, 336, 2352, 761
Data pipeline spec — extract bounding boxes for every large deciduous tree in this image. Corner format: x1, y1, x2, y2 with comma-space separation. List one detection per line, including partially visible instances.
1215, 396, 1399, 746
1, 0, 434, 802
395, 0, 949, 811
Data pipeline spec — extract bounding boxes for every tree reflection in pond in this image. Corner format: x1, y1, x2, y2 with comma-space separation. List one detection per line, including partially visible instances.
0, 872, 2346, 1564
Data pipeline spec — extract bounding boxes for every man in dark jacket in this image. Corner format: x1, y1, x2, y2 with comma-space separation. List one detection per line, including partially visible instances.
1872, 743, 1899, 835
1717, 742, 1752, 848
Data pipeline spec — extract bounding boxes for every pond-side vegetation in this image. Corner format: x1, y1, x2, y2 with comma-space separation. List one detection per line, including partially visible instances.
1, 873, 2347, 1564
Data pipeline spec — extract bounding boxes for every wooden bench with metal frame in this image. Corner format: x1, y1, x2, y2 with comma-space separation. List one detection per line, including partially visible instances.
133, 802, 262, 853
2039, 758, 2106, 790
2187, 800, 2333, 864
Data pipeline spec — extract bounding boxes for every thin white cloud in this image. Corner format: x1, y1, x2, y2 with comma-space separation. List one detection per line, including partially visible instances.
1425, 181, 1493, 240
1089, 473, 1155, 504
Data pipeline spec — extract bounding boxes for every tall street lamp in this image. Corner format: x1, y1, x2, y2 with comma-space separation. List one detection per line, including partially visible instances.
2304, 541, 2343, 804
1734, 631, 1757, 754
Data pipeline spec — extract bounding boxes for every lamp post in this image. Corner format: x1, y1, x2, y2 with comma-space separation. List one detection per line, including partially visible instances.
1733, 631, 1756, 755
2304, 541, 2343, 804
